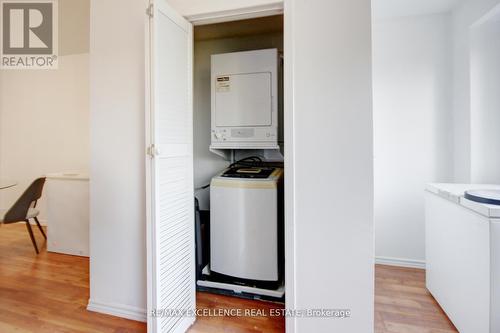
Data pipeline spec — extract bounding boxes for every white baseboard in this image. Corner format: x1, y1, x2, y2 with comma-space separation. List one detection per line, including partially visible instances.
87, 299, 147, 322
375, 256, 426, 269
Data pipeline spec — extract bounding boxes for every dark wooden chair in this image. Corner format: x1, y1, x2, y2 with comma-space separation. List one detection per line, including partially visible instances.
0, 178, 46, 253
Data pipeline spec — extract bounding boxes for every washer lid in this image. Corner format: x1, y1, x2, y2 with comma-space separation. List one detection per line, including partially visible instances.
465, 190, 500, 206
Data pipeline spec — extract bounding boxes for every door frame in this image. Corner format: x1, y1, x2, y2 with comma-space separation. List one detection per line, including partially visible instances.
146, 2, 296, 332
188, 7, 296, 333
186, 2, 284, 26
188, 4, 296, 333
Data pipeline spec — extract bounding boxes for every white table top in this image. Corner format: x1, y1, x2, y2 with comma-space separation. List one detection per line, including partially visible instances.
427, 183, 500, 218
0, 180, 17, 190
45, 172, 89, 181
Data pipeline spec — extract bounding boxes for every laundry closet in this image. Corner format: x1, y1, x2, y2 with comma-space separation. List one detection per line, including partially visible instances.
191, 15, 285, 301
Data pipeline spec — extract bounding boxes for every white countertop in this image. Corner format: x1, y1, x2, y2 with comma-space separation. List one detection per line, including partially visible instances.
426, 183, 500, 218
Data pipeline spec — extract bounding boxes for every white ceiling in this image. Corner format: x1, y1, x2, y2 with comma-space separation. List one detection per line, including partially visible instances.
372, 0, 462, 20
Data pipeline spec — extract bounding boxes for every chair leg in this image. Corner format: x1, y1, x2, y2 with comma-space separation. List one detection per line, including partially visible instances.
34, 217, 46, 239
25, 220, 39, 254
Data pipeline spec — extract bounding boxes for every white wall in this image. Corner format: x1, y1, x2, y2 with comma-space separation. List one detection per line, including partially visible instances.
451, 0, 500, 182
372, 0, 460, 20
470, 15, 500, 184
88, 0, 148, 321
0, 0, 90, 223
90, 0, 374, 329
0, 54, 89, 221
285, 0, 374, 332
372, 14, 454, 264
194, 33, 283, 210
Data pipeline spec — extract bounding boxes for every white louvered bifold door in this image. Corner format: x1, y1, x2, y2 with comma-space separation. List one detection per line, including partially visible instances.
146, 1, 195, 332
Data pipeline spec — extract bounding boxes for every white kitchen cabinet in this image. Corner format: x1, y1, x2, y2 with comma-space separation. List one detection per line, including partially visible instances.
46, 172, 89, 257
425, 183, 500, 333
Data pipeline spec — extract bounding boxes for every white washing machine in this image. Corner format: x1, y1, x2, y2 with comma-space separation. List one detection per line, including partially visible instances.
210, 167, 283, 283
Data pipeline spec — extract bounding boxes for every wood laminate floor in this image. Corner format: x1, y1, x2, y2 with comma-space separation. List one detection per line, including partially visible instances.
375, 265, 457, 333
0, 224, 456, 332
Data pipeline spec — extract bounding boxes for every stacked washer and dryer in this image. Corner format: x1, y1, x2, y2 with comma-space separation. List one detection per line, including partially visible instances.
196, 49, 285, 298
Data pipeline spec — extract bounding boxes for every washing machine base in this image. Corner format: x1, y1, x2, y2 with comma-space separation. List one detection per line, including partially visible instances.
196, 279, 285, 300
